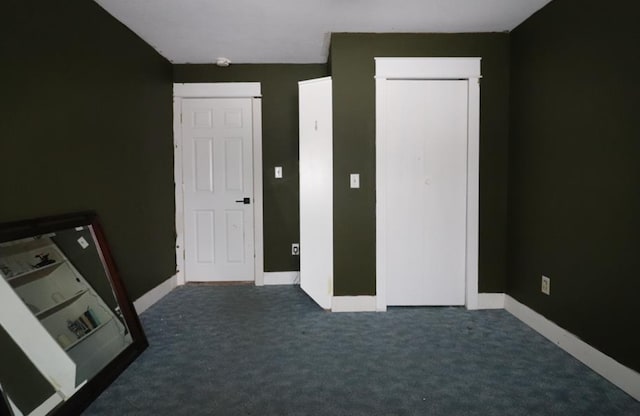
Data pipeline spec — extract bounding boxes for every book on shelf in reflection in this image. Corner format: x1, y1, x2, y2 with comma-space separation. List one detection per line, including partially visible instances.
67, 308, 101, 339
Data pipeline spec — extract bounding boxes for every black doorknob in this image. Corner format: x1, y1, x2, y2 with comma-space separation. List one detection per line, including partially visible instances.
235, 197, 251, 204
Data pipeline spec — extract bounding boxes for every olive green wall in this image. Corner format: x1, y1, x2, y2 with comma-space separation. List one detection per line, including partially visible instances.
0, 326, 54, 414
53, 228, 117, 310
173, 64, 329, 272
508, 0, 640, 372
330, 33, 510, 295
1, 0, 176, 300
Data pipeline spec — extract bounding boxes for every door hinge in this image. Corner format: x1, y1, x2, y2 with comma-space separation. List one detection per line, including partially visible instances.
180, 112, 183, 124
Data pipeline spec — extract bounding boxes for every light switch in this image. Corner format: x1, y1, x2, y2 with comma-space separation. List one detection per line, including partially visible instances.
350, 173, 360, 189
275, 166, 283, 179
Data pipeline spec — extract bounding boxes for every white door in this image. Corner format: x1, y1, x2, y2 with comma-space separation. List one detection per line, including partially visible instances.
299, 77, 333, 310
181, 98, 254, 282
385, 80, 468, 305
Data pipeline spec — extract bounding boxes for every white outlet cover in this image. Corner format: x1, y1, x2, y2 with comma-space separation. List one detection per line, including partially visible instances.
77, 237, 89, 249
541, 275, 550, 295
275, 166, 283, 179
350, 173, 360, 188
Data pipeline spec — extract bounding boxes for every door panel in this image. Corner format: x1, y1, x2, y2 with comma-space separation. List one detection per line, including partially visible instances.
385, 80, 468, 305
195, 210, 215, 264
299, 78, 333, 310
182, 98, 254, 281
194, 138, 214, 192
224, 138, 244, 191
225, 210, 245, 263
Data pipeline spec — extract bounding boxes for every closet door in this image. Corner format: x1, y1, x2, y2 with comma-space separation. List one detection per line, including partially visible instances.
299, 77, 333, 310
384, 80, 468, 306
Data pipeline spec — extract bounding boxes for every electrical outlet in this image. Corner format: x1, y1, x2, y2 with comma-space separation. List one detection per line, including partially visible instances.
541, 275, 550, 295
77, 237, 89, 249
291, 243, 300, 256
350, 173, 360, 189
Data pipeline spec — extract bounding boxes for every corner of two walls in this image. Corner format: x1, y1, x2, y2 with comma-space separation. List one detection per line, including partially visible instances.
172, 64, 330, 274
10, 0, 636, 376
169, 1, 640, 378
507, 0, 640, 372
2, 0, 175, 301
329, 33, 511, 296
173, 34, 512, 300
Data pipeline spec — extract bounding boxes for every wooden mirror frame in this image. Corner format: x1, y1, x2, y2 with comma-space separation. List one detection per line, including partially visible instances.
0, 211, 148, 416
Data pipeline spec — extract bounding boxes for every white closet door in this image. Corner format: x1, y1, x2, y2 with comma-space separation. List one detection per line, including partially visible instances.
299, 77, 333, 309
181, 98, 254, 282
385, 80, 468, 305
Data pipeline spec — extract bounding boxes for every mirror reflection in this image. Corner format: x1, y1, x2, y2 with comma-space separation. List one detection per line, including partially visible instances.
0, 225, 133, 416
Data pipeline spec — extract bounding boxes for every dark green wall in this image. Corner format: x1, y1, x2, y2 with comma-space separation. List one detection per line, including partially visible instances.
1, 0, 176, 300
508, 0, 640, 372
173, 64, 329, 272
53, 228, 117, 310
330, 33, 510, 295
0, 326, 54, 414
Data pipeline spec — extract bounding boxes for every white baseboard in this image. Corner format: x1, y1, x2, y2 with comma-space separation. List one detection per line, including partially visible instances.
504, 295, 640, 401
263, 271, 299, 285
133, 275, 177, 314
331, 296, 377, 312
476, 293, 505, 309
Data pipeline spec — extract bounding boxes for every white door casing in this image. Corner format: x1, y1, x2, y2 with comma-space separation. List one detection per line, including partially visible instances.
375, 58, 481, 311
384, 80, 468, 306
173, 83, 264, 285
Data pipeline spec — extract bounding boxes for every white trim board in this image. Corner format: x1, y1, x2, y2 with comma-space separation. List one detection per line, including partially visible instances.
375, 57, 482, 80
173, 82, 261, 98
173, 83, 264, 286
331, 296, 377, 312
476, 293, 505, 310
504, 295, 640, 401
375, 57, 481, 311
134, 275, 177, 314
264, 272, 300, 285
251, 99, 264, 286
298, 76, 332, 86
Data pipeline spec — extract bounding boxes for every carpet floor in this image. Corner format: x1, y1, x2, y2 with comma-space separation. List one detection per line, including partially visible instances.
84, 285, 639, 415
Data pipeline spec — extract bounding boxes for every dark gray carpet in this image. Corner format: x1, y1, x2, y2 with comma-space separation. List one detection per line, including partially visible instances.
84, 285, 639, 415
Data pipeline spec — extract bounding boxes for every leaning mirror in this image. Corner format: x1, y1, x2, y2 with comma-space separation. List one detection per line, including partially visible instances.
0, 212, 147, 416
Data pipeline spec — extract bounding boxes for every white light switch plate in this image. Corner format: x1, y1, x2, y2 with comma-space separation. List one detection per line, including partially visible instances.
350, 173, 360, 188
275, 166, 283, 179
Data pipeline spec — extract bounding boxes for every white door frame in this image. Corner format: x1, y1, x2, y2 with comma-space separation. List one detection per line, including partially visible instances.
375, 58, 481, 311
173, 83, 264, 286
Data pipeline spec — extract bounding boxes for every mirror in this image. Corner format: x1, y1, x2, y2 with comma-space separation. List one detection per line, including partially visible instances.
0, 212, 147, 416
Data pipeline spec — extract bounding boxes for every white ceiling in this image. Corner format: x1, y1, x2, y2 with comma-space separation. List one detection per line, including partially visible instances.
94, 0, 552, 64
